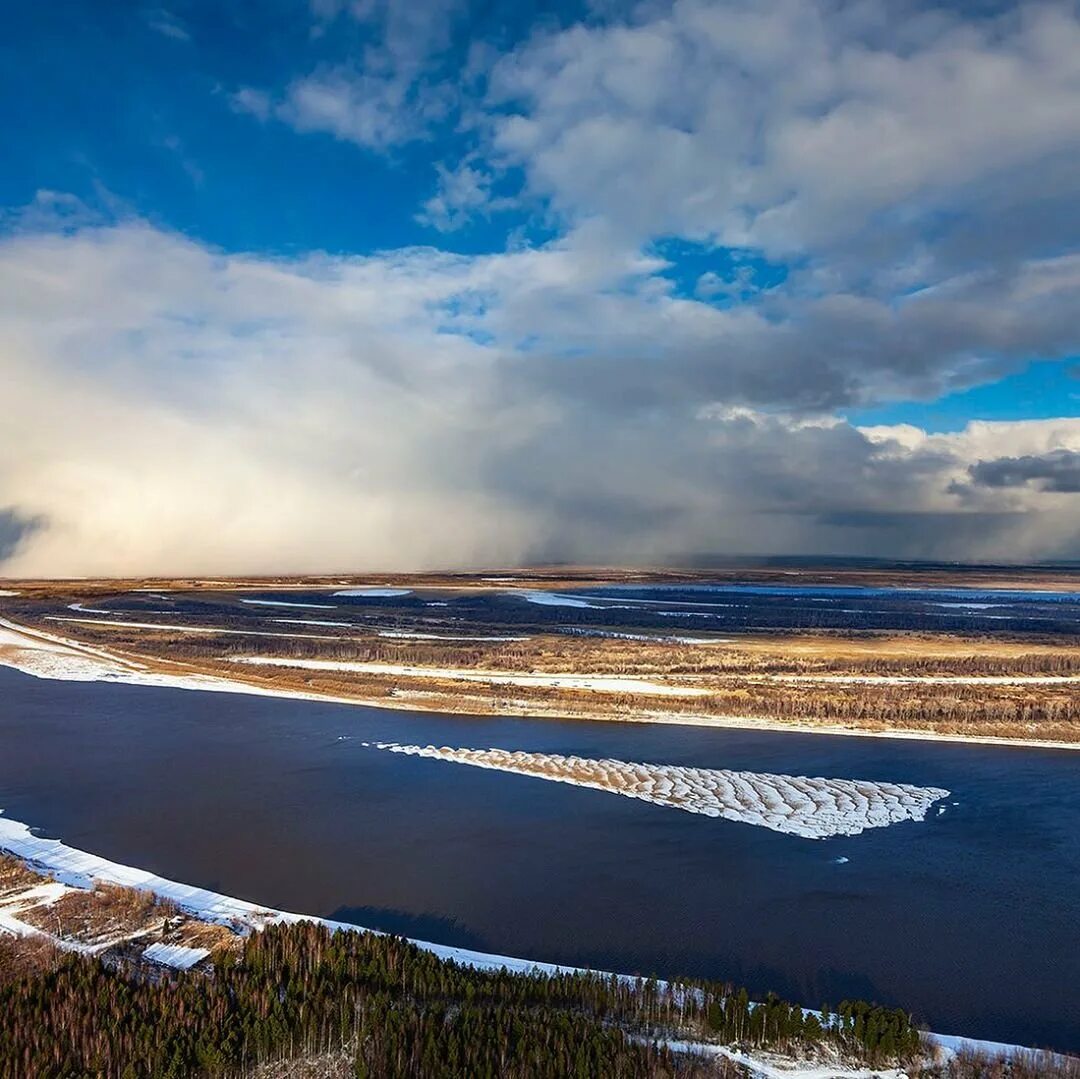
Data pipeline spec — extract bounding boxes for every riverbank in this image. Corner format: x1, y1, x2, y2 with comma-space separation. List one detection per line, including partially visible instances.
1, 616, 1077, 751
0, 810, 1055, 1074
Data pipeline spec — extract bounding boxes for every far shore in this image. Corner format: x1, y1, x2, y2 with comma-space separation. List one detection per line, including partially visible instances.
1, 615, 1077, 752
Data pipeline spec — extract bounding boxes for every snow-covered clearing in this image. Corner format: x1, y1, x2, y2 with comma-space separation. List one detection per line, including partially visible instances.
367, 744, 950, 839
232, 656, 713, 696
141, 941, 211, 969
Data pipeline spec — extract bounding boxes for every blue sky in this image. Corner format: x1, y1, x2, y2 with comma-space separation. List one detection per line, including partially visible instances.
1, 0, 1078, 573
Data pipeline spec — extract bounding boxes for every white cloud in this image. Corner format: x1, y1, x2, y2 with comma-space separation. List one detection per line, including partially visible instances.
0, 215, 1077, 576
244, 0, 467, 150
7, 2, 1080, 573
483, 1, 1080, 265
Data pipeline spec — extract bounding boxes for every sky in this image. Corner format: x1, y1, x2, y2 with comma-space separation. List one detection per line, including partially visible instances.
1, 0, 1079, 575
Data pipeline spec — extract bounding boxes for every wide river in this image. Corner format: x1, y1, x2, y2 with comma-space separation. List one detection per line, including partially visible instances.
0, 665, 1077, 1050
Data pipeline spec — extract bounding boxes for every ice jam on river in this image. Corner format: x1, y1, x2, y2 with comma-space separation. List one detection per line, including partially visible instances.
366, 743, 950, 839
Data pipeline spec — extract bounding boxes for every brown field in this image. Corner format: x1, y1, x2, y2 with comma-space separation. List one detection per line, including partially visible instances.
0, 854, 241, 979
2, 569, 1078, 746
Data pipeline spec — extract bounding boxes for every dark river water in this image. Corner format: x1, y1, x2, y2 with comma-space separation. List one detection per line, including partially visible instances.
0, 666, 1077, 1050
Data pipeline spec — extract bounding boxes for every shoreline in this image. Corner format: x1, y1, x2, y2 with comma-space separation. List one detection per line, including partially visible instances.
0, 811, 1045, 1064
1, 615, 1078, 752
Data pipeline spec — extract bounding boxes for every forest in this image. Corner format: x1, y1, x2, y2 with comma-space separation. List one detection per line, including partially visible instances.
0, 921, 923, 1078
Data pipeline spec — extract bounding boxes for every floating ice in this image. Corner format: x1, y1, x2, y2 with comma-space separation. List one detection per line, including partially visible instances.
333, 588, 412, 598
241, 599, 338, 610
370, 744, 950, 840
517, 590, 599, 608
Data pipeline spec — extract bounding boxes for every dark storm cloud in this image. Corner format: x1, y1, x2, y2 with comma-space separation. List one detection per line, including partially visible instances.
968, 449, 1080, 493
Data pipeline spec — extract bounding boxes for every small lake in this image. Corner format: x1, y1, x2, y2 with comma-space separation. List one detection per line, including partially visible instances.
0, 666, 1077, 1050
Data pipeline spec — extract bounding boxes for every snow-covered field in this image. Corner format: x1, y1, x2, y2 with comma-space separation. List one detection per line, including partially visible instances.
367, 743, 951, 839
233, 656, 713, 696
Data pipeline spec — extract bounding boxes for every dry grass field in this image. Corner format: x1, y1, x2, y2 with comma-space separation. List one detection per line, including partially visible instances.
2, 568, 1078, 745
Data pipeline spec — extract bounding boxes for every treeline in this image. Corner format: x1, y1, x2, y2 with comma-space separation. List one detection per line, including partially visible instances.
692, 683, 1077, 731
704, 990, 920, 1062
0, 921, 922, 1078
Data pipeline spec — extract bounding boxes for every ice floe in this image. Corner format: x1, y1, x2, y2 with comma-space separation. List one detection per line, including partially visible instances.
368, 744, 950, 840
517, 590, 600, 608
241, 599, 338, 610
333, 588, 412, 598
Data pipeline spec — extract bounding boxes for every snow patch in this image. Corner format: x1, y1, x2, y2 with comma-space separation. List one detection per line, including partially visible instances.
142, 941, 211, 969
272, 619, 357, 628
233, 657, 712, 697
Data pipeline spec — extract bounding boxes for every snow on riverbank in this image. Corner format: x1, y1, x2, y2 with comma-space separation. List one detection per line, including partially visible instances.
0, 618, 362, 706
233, 656, 712, 696
367, 743, 950, 839
0, 814, 570, 976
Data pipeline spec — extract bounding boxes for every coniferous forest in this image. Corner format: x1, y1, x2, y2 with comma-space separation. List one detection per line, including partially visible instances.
0, 921, 923, 1078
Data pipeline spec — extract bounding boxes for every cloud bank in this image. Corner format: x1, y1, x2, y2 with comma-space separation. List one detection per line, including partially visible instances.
0, 211, 1077, 576
2, 0, 1080, 575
